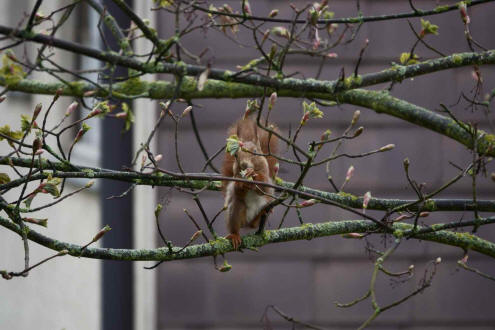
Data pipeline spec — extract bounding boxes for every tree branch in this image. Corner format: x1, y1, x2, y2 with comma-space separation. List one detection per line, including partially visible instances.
1, 215, 494, 261
1, 157, 494, 213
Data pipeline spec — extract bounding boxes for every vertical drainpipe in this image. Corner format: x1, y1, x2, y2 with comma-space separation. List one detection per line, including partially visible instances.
100, 1, 134, 329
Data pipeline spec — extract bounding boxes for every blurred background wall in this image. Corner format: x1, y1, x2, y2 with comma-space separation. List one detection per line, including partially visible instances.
155, 1, 495, 329
0, 1, 494, 330
0, 2, 101, 330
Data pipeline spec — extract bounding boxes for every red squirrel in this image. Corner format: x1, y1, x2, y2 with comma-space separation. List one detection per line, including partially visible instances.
222, 115, 279, 249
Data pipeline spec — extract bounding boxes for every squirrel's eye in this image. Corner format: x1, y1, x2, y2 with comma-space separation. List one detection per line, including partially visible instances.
253, 148, 257, 153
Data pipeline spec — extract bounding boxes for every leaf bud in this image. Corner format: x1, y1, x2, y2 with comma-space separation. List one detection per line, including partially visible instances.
268, 9, 279, 17
342, 232, 364, 239
181, 106, 193, 117
345, 165, 354, 182
351, 110, 360, 125
379, 144, 395, 152
33, 103, 42, 120
32, 137, 42, 153
353, 126, 364, 137
268, 92, 277, 110
91, 225, 112, 243
65, 102, 78, 117
362, 191, 371, 210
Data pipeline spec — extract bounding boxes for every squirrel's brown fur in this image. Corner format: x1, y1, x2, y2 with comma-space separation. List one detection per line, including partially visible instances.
221, 116, 279, 249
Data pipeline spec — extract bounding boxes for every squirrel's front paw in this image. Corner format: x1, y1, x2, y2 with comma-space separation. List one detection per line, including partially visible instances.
226, 233, 242, 250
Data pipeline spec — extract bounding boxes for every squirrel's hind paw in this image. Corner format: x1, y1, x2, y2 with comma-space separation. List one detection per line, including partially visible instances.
226, 233, 242, 250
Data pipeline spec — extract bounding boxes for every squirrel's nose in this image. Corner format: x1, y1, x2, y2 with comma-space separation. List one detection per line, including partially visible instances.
240, 161, 249, 170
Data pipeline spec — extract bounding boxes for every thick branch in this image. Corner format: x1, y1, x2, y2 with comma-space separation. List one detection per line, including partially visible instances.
0, 24, 494, 96
2, 73, 493, 156
1, 215, 494, 261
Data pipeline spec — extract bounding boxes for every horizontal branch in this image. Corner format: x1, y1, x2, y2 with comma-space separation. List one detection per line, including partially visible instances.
1, 215, 494, 261
2, 157, 495, 212
2, 73, 493, 156
191, 0, 493, 25
0, 24, 494, 96
0, 27, 493, 154
337, 90, 495, 156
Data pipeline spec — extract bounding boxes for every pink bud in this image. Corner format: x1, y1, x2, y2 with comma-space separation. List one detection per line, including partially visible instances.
243, 1, 252, 15
393, 214, 409, 222
272, 162, 279, 176
299, 199, 317, 208
326, 52, 338, 58
182, 106, 193, 117
471, 70, 482, 82
83, 90, 97, 97
115, 112, 127, 119
342, 233, 364, 239
91, 225, 112, 243
34, 149, 44, 156
362, 191, 371, 210
154, 154, 163, 162
301, 112, 310, 125
268, 92, 277, 110
87, 108, 102, 119
312, 29, 320, 49
33, 103, 42, 120
65, 102, 78, 117
459, 3, 470, 24
345, 165, 354, 182
268, 9, 279, 17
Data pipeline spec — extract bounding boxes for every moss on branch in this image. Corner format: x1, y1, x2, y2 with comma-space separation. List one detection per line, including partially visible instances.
1, 215, 494, 261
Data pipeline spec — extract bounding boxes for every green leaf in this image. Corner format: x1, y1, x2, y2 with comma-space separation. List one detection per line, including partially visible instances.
218, 260, 232, 272
41, 183, 60, 197
421, 19, 439, 35
226, 135, 240, 156
24, 193, 36, 208
20, 114, 32, 133
0, 124, 23, 141
303, 101, 324, 119
0, 172, 10, 184
0, 51, 27, 85
154, 204, 163, 219
122, 102, 134, 132
399, 52, 419, 65
153, 0, 174, 8
239, 58, 263, 71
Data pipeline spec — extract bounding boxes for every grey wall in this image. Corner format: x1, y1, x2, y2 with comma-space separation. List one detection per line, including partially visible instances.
155, 1, 495, 329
